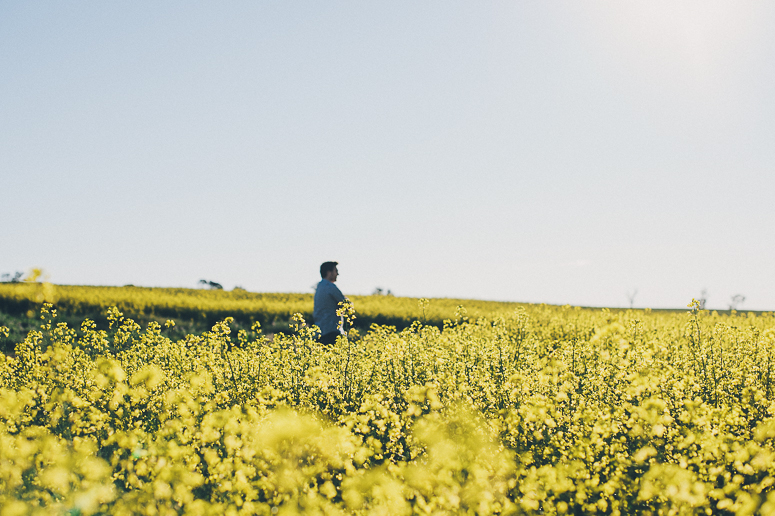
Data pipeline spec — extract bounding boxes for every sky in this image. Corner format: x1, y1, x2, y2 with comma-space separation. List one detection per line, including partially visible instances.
1, 1, 774, 310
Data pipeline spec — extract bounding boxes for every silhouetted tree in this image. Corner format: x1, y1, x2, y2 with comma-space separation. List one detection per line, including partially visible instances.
698, 289, 708, 310
728, 294, 745, 311
1, 271, 23, 283
198, 279, 223, 290
626, 288, 638, 309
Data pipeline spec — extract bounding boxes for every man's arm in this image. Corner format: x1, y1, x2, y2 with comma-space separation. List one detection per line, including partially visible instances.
330, 283, 345, 304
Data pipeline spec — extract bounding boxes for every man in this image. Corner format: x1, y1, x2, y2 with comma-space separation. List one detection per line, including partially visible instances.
313, 261, 346, 345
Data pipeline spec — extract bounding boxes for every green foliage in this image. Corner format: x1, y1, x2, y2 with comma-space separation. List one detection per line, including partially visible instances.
1, 300, 775, 514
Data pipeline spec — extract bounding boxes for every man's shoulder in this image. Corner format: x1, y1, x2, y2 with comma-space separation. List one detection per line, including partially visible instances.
316, 279, 337, 294
317, 279, 343, 296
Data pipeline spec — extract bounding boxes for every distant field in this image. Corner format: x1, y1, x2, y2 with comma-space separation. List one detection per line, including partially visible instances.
0, 282, 530, 324
0, 282, 529, 352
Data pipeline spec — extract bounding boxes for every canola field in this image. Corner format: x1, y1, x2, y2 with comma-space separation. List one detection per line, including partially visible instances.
0, 283, 525, 331
2, 284, 775, 515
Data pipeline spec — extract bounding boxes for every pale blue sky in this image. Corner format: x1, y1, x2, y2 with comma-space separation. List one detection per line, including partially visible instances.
2, 2, 774, 310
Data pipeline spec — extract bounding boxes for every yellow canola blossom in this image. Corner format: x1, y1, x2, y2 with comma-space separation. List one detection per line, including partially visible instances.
0, 297, 775, 514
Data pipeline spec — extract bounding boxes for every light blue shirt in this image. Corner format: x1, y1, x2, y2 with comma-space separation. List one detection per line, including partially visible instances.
313, 279, 345, 334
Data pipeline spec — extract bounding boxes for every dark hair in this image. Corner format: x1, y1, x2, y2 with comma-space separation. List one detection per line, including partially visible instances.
320, 261, 338, 279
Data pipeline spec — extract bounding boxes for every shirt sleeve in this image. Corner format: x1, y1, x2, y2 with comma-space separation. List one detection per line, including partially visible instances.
330, 284, 345, 304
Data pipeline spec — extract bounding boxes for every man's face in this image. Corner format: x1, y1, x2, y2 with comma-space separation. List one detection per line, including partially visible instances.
327, 267, 339, 282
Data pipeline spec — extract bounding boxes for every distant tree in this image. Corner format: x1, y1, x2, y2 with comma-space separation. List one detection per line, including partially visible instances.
626, 288, 638, 309
372, 287, 394, 296
198, 279, 223, 290
698, 289, 708, 310
1, 271, 23, 283
2, 269, 47, 283
728, 294, 745, 311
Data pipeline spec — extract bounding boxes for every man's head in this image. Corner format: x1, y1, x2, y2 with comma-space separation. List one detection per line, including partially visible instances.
320, 261, 339, 282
